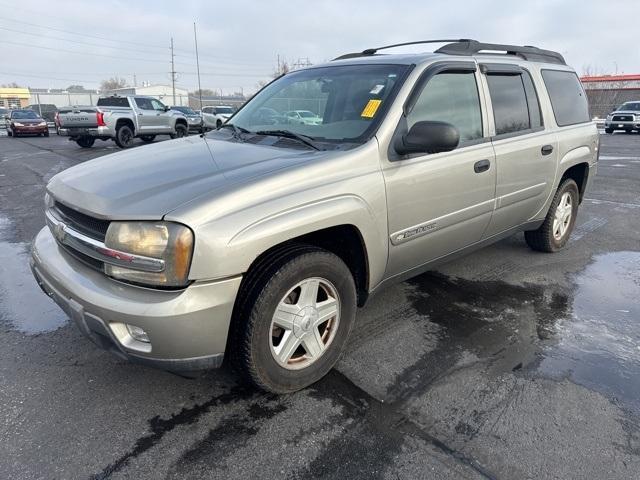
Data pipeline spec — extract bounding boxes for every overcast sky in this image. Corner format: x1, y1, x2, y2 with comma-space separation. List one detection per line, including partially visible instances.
1, 0, 639, 94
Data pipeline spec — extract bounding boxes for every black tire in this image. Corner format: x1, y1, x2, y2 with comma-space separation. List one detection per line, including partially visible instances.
604, 128, 613, 134
140, 135, 156, 143
7, 129, 12, 137
525, 178, 579, 253
170, 124, 187, 139
44, 130, 49, 137
216, 120, 222, 129
115, 124, 134, 148
228, 246, 357, 393
76, 137, 95, 148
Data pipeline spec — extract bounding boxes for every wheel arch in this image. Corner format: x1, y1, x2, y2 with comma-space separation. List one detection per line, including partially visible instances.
115, 118, 135, 135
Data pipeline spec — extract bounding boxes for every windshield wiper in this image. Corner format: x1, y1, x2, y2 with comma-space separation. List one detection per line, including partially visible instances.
255, 129, 320, 150
219, 123, 250, 139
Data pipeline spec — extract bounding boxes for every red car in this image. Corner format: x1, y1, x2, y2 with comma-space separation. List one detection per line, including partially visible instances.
7, 109, 49, 137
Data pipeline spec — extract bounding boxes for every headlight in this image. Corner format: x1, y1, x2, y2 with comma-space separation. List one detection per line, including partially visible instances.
38, 121, 47, 126
44, 192, 54, 209
104, 221, 194, 287
14, 122, 24, 127
606, 114, 612, 120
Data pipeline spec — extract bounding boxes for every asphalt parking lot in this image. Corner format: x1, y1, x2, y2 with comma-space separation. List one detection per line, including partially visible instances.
1, 131, 639, 479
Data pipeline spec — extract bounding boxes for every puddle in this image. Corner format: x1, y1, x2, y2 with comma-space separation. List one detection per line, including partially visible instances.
539, 251, 640, 406
0, 217, 67, 334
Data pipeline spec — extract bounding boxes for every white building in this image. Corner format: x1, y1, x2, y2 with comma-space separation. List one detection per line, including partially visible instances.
105, 85, 190, 106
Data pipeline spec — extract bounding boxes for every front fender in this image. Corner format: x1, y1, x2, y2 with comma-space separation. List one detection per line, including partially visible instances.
188, 194, 388, 288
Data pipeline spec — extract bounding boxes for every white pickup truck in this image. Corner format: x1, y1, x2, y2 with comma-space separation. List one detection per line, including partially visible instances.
57, 96, 189, 148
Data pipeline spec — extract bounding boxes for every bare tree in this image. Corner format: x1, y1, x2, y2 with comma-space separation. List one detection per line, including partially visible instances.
581, 65, 627, 118
190, 88, 214, 97
1, 82, 21, 88
100, 77, 128, 91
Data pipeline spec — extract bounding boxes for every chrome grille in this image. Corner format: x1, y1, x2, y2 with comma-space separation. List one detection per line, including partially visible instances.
612, 115, 633, 122
53, 201, 110, 241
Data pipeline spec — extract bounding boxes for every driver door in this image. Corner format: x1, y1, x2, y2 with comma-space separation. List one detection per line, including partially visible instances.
383, 65, 497, 278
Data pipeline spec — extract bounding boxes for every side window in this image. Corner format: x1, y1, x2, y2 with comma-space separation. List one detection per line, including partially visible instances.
150, 99, 166, 111
541, 70, 591, 126
486, 74, 530, 135
407, 71, 483, 142
135, 98, 153, 110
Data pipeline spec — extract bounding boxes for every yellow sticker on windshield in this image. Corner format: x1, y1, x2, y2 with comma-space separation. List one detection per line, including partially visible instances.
361, 99, 382, 118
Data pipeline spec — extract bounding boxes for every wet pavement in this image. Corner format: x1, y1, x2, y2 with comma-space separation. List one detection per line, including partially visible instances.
1, 132, 639, 479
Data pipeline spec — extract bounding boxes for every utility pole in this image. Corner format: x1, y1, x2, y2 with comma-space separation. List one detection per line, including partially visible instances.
170, 37, 176, 105
277, 54, 281, 75
133, 73, 137, 87
193, 23, 203, 110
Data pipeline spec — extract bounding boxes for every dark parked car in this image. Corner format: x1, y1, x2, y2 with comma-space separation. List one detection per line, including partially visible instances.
171, 106, 203, 132
27, 104, 58, 123
7, 109, 49, 137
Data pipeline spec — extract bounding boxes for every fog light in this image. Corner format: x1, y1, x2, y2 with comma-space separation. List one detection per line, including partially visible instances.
126, 324, 150, 343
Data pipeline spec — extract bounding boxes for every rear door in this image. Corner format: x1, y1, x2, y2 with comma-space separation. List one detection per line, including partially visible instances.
383, 63, 497, 277
480, 64, 558, 237
133, 97, 158, 133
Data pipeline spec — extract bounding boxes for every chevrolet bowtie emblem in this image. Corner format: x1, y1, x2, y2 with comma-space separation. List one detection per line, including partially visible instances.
54, 222, 66, 242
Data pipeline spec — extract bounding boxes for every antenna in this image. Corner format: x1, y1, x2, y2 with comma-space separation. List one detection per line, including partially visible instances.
193, 22, 203, 110
170, 37, 177, 105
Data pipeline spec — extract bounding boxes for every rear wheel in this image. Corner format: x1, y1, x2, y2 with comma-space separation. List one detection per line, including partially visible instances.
140, 135, 156, 143
76, 137, 95, 148
216, 119, 222, 129
525, 178, 579, 252
229, 246, 357, 393
115, 124, 134, 148
604, 128, 613, 134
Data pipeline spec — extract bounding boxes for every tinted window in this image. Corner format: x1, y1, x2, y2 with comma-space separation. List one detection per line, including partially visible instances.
97, 97, 130, 107
407, 71, 483, 142
487, 74, 530, 135
11, 110, 39, 119
150, 99, 166, 111
135, 98, 154, 110
541, 70, 590, 126
618, 102, 640, 112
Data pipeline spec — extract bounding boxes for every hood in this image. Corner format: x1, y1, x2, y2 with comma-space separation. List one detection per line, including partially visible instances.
47, 135, 324, 220
612, 110, 640, 115
13, 118, 44, 124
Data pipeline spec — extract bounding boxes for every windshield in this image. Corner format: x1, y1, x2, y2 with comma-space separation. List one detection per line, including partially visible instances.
228, 64, 410, 144
172, 106, 196, 115
619, 102, 640, 111
11, 110, 40, 119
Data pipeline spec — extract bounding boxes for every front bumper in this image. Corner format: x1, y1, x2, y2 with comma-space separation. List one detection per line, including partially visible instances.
30, 227, 242, 372
604, 120, 640, 130
13, 125, 48, 134
58, 126, 113, 138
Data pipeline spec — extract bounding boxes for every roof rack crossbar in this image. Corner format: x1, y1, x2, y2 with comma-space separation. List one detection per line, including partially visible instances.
332, 38, 474, 61
333, 39, 566, 65
435, 40, 566, 65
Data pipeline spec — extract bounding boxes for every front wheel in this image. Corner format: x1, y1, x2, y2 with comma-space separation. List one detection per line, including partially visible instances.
229, 247, 357, 393
115, 125, 134, 148
170, 124, 187, 139
7, 129, 12, 137
604, 128, 613, 134
525, 178, 579, 252
76, 137, 95, 148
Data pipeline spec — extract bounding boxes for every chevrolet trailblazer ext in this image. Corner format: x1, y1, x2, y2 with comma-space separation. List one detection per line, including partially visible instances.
31, 40, 598, 393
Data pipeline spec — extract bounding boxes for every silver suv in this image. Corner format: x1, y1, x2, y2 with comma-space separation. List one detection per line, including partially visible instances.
31, 40, 598, 393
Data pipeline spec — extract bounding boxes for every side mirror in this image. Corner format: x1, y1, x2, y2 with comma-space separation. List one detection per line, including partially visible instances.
395, 120, 460, 155
164, 105, 171, 112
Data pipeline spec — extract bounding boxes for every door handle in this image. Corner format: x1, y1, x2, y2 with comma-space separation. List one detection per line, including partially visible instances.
474, 159, 491, 173
138, 113, 143, 116
541, 144, 554, 155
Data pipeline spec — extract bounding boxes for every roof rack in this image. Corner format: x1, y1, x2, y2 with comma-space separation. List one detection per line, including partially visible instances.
435, 40, 566, 65
333, 39, 473, 60
333, 39, 566, 65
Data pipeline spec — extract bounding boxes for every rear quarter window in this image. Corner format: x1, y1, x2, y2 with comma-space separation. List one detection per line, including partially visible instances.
541, 70, 591, 126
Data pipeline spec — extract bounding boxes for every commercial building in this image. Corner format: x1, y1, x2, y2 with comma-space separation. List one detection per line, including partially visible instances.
104, 85, 190, 106
0, 87, 30, 109
581, 74, 640, 118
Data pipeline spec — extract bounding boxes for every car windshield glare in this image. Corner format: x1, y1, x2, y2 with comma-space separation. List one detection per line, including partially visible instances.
619, 102, 640, 111
173, 107, 196, 115
228, 64, 410, 144
12, 110, 40, 119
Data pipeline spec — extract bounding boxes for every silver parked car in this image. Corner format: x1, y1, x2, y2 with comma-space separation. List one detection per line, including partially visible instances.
31, 40, 598, 393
